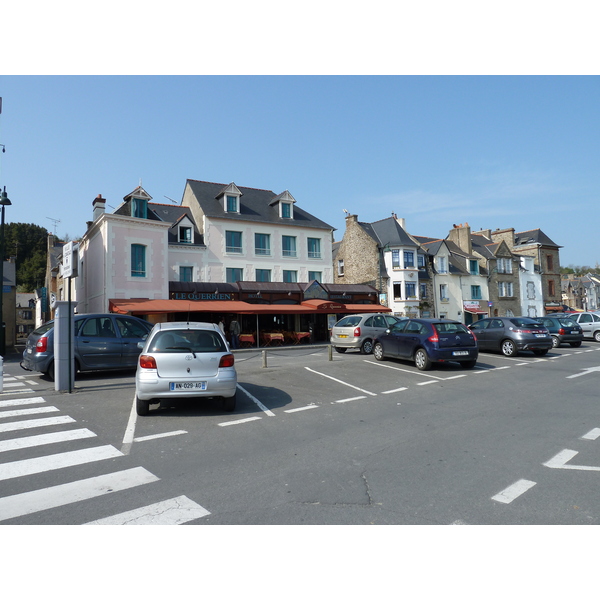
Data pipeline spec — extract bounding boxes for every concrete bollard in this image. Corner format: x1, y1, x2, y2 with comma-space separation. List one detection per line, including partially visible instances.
328, 345, 333, 361
262, 350, 268, 368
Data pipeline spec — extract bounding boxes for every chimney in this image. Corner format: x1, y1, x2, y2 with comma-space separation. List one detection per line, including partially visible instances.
447, 222, 472, 254
93, 194, 106, 221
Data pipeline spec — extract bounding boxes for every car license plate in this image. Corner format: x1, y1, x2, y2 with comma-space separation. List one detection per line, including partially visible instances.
338, 334, 348, 338
453, 351, 469, 356
170, 382, 207, 391
535, 334, 547, 338
27, 348, 32, 354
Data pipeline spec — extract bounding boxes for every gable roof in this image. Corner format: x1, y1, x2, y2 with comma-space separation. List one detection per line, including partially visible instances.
148, 202, 204, 245
359, 216, 418, 248
185, 179, 334, 231
514, 228, 562, 248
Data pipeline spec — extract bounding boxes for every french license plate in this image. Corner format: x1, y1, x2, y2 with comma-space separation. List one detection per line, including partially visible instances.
535, 334, 547, 338
27, 348, 32, 354
338, 334, 348, 338
453, 350, 469, 356
170, 382, 207, 391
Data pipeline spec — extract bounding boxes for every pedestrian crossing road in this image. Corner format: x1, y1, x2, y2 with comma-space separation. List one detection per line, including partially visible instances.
0, 377, 210, 525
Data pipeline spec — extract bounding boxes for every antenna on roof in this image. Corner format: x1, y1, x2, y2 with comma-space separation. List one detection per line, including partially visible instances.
164, 196, 177, 204
46, 217, 61, 235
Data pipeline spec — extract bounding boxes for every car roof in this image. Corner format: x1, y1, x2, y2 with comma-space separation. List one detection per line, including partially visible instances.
411, 318, 461, 324
152, 321, 220, 331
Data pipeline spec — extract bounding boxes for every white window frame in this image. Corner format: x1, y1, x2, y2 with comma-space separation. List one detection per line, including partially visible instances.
337, 259, 344, 276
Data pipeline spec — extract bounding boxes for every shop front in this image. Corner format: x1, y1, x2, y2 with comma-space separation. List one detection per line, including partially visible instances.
462, 301, 488, 325
109, 281, 390, 347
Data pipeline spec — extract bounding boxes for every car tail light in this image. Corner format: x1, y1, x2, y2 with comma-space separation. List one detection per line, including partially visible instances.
35, 337, 48, 353
219, 353, 235, 368
353, 327, 361, 337
558, 328, 565, 335
428, 332, 439, 343
139, 355, 157, 369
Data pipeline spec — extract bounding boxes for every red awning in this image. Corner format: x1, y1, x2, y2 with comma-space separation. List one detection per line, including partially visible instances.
464, 308, 487, 314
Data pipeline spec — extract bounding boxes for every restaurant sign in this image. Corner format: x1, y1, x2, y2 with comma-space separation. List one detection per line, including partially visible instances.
172, 292, 232, 301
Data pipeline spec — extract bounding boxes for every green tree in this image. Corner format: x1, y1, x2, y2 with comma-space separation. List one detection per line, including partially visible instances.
3, 222, 50, 292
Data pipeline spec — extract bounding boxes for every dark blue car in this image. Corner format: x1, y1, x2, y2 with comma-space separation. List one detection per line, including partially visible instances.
373, 318, 478, 370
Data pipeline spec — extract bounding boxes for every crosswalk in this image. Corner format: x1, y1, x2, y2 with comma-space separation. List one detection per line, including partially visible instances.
0, 380, 210, 525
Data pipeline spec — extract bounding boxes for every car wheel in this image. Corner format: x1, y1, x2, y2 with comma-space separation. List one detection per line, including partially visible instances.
360, 339, 373, 354
551, 335, 560, 348
414, 348, 432, 371
570, 341, 582, 347
501, 339, 518, 357
222, 393, 237, 412
594, 331, 600, 343
462, 360, 477, 369
373, 342, 385, 361
334, 347, 347, 354
136, 394, 150, 416
532, 349, 549, 356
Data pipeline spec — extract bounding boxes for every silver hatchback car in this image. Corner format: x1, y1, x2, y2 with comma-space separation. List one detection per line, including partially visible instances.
330, 313, 402, 354
135, 322, 237, 416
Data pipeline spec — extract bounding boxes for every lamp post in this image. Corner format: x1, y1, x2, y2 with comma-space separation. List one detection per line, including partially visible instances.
0, 186, 11, 357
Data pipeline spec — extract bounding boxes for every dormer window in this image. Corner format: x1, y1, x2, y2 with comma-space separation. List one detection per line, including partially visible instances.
281, 202, 292, 219
132, 197, 147, 219
226, 195, 239, 213
179, 226, 192, 244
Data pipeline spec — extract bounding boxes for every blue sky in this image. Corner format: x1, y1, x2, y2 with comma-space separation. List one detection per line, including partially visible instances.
1, 75, 598, 268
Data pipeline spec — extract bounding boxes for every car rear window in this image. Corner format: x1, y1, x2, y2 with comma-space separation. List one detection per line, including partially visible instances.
434, 322, 470, 334
149, 330, 226, 353
335, 316, 362, 328
32, 322, 54, 336
558, 318, 578, 327
510, 318, 543, 328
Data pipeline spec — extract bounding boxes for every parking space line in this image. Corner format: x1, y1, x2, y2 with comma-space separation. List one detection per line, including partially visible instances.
218, 417, 262, 427
335, 396, 366, 403
581, 428, 600, 441
237, 383, 276, 416
417, 380, 437, 386
134, 430, 188, 442
364, 361, 443, 380
492, 479, 536, 504
305, 367, 377, 396
381, 387, 408, 394
443, 375, 467, 380
284, 405, 318, 413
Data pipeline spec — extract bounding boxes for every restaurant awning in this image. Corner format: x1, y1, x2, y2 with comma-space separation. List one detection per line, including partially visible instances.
464, 308, 488, 314
109, 298, 391, 316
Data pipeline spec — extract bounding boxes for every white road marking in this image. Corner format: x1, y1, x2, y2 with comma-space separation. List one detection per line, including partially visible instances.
0, 396, 45, 408
285, 405, 318, 413
417, 380, 436, 386
218, 416, 261, 427
543, 449, 600, 471
121, 395, 139, 455
237, 383, 276, 416
443, 375, 467, 380
566, 365, 600, 379
2, 382, 26, 388
0, 406, 59, 419
305, 367, 377, 395
581, 428, 600, 441
0, 415, 76, 433
84, 495, 210, 525
364, 360, 443, 380
0, 445, 123, 481
381, 387, 408, 394
0, 467, 159, 522
134, 430, 188, 443
335, 396, 366, 403
0, 428, 97, 453
492, 479, 536, 504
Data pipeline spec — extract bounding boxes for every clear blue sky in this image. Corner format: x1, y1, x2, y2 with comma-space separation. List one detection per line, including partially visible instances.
1, 3, 599, 271
1, 75, 598, 268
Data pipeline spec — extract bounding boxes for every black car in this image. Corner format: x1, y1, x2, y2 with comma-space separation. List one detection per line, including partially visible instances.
468, 317, 552, 357
373, 318, 478, 371
533, 316, 583, 348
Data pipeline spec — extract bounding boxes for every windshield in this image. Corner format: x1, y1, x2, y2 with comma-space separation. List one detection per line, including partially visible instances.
149, 329, 227, 353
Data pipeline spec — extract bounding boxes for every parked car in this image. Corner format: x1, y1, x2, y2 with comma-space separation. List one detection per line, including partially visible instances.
468, 316, 552, 356
532, 316, 583, 348
20, 313, 153, 379
372, 318, 478, 370
135, 321, 237, 416
330, 313, 403, 354
555, 311, 600, 342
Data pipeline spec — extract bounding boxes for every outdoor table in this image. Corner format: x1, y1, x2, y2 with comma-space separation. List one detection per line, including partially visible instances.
294, 332, 310, 344
261, 333, 284, 346
238, 334, 255, 347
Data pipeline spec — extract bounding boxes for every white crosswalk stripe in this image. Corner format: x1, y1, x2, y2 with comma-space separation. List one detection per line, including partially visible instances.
0, 394, 210, 524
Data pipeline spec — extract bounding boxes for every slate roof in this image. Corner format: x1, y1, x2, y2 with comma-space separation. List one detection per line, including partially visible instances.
359, 217, 418, 248
514, 228, 562, 248
149, 203, 204, 246
185, 179, 334, 231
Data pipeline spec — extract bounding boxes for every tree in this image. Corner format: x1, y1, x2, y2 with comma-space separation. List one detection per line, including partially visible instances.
3, 223, 50, 292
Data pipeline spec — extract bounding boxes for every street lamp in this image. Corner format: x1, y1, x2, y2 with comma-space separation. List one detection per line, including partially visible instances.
0, 186, 11, 357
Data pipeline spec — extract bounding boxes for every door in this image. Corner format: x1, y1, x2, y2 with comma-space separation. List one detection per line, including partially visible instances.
577, 314, 593, 338
76, 316, 122, 369
469, 319, 490, 349
485, 319, 506, 350
396, 320, 427, 358
115, 316, 151, 367
378, 319, 408, 357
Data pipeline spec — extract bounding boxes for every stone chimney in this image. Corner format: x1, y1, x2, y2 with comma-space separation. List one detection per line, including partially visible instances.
93, 194, 106, 221
447, 222, 472, 254
490, 227, 515, 250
